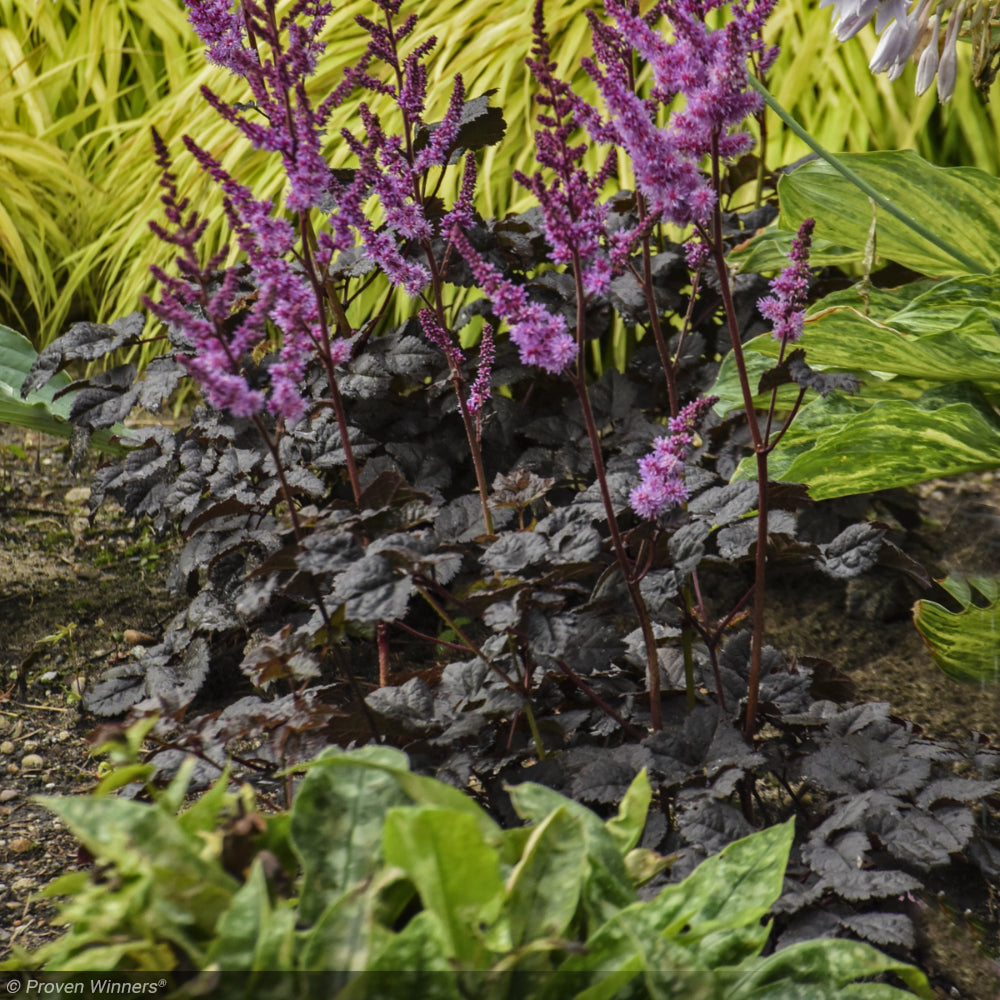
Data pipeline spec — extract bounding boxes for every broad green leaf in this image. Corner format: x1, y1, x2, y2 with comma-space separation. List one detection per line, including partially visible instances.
299, 879, 383, 975
504, 806, 587, 948
299, 746, 503, 844
291, 746, 411, 923
382, 807, 505, 965
777, 151, 1000, 276
914, 578, 1000, 684
505, 781, 635, 919
605, 768, 651, 855
207, 860, 296, 972
732, 938, 932, 999
340, 912, 462, 1000
650, 819, 794, 946
730, 227, 860, 273
36, 795, 237, 934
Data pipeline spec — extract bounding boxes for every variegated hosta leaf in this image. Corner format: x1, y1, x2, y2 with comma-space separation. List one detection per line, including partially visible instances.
752, 151, 1000, 277
914, 578, 1000, 684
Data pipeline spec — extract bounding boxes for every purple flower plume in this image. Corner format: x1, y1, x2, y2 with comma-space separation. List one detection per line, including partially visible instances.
450, 228, 576, 374
757, 218, 815, 344
581, 0, 777, 229
468, 322, 495, 413
630, 395, 717, 519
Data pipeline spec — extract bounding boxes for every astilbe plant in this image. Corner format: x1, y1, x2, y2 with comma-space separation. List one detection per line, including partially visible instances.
124, 0, 842, 752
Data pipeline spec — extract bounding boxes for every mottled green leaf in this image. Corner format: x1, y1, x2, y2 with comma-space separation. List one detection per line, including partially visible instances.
382, 807, 505, 965
291, 746, 411, 923
734, 937, 932, 999
207, 860, 296, 972
605, 769, 652, 855
505, 806, 587, 947
914, 578, 1000, 684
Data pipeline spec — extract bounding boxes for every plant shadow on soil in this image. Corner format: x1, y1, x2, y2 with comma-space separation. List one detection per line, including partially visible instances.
2, 429, 1000, 997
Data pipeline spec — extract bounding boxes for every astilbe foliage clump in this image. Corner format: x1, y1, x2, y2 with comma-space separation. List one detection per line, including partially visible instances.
24, 0, 1000, 969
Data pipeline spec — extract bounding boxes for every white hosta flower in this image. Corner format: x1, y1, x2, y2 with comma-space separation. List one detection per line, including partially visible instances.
937, 0, 967, 101
915, 13, 941, 94
820, 0, 910, 40
869, 13, 921, 77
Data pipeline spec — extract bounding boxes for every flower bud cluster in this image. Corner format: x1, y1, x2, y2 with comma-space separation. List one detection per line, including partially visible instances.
757, 218, 815, 345
629, 395, 717, 520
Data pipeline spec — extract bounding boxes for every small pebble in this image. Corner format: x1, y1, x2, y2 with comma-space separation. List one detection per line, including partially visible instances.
39, 671, 58, 683
0, 790, 17, 803
0, 742, 13, 756
23, 740, 38, 753
4, 765, 16, 775
64, 486, 91, 505
56, 730, 71, 742
9, 838, 34, 854
0, 716, 9, 734
70, 676, 87, 697
21, 754, 44, 770
12, 877, 36, 892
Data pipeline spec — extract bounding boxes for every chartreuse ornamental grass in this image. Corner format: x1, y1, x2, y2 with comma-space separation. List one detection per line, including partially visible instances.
2, 744, 933, 998
5, 0, 1000, 352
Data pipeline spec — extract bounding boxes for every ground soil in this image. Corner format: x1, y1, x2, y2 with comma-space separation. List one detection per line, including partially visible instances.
2, 427, 1000, 996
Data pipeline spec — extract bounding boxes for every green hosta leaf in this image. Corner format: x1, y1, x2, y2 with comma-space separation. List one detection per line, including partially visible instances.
291, 746, 411, 923
914, 578, 1000, 684
382, 807, 505, 965
730, 227, 860, 273
0, 324, 122, 452
776, 151, 1000, 276
505, 806, 588, 948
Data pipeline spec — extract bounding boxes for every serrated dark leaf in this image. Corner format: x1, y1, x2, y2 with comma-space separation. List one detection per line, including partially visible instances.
136, 356, 188, 412
144, 636, 211, 706
65, 367, 138, 429
668, 521, 710, 576
569, 745, 653, 804
758, 349, 861, 398
687, 480, 758, 526
82, 661, 148, 716
334, 554, 413, 622
677, 796, 754, 855
367, 678, 435, 729
21, 313, 144, 397
639, 569, 679, 616
818, 522, 886, 579
186, 590, 240, 633
838, 911, 914, 948
414, 91, 506, 163
916, 778, 1000, 809
482, 531, 550, 573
